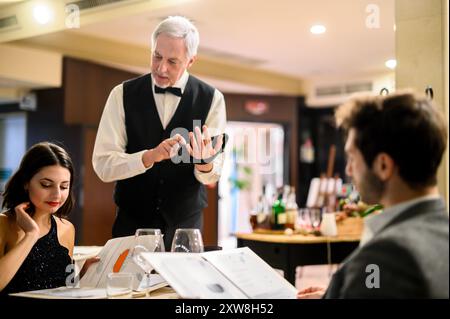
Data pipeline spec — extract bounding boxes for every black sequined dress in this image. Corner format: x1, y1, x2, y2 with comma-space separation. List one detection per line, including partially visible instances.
2, 215, 73, 295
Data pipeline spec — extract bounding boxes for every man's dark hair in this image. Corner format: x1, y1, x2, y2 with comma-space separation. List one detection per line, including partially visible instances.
2, 142, 75, 218
335, 90, 447, 188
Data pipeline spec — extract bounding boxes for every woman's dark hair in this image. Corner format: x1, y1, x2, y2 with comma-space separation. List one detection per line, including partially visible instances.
2, 142, 75, 218
336, 90, 447, 188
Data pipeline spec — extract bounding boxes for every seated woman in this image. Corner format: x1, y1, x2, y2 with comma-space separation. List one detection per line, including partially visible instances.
0, 142, 96, 294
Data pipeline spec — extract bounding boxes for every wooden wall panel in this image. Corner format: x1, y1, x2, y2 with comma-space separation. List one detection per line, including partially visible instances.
203, 186, 218, 246
63, 57, 138, 126
82, 128, 116, 245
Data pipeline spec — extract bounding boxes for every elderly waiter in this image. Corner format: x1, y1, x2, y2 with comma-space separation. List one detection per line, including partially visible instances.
92, 16, 227, 249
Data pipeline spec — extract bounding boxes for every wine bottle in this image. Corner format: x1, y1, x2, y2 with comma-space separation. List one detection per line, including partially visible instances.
272, 188, 286, 230
285, 186, 298, 230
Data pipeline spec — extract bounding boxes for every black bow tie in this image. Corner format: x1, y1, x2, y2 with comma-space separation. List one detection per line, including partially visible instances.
155, 85, 182, 97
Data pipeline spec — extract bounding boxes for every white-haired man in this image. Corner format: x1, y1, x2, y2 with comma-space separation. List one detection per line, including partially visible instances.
93, 16, 227, 248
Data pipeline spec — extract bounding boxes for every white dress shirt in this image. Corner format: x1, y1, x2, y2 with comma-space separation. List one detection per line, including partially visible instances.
92, 71, 226, 185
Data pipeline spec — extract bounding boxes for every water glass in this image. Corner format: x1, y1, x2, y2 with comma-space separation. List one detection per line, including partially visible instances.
106, 272, 133, 299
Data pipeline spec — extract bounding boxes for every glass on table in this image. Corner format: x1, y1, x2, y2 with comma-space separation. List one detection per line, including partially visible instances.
309, 208, 322, 232
171, 228, 204, 253
296, 208, 322, 234
131, 228, 165, 290
296, 208, 311, 233
106, 272, 133, 299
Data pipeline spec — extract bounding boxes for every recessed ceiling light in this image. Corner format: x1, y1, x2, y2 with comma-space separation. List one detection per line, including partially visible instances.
33, 4, 53, 25
385, 59, 397, 69
310, 24, 326, 35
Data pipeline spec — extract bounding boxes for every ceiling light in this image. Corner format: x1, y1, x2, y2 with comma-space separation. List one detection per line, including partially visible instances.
310, 24, 326, 35
33, 4, 53, 25
385, 59, 397, 69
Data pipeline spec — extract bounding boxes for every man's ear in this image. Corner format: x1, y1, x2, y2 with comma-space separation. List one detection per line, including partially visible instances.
373, 153, 395, 181
187, 55, 196, 69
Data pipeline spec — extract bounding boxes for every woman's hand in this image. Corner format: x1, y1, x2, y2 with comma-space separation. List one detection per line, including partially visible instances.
14, 202, 39, 237
79, 256, 100, 278
297, 286, 326, 299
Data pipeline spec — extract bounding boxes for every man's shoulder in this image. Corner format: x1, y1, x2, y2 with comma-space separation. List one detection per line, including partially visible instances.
123, 73, 151, 86
188, 74, 217, 93
381, 198, 448, 241
331, 238, 426, 298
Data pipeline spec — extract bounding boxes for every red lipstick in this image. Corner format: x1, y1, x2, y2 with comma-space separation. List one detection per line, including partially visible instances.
46, 201, 60, 207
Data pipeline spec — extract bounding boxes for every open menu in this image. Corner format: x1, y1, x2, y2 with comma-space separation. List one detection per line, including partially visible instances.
141, 247, 297, 299
80, 235, 167, 291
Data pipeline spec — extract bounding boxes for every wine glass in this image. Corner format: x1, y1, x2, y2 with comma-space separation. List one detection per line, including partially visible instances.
170, 228, 204, 253
309, 208, 322, 232
131, 228, 165, 289
297, 208, 310, 233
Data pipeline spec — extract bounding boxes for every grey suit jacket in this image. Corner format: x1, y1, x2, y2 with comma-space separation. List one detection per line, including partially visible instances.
323, 198, 449, 298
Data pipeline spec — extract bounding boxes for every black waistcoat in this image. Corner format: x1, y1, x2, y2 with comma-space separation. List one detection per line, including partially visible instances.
114, 73, 214, 225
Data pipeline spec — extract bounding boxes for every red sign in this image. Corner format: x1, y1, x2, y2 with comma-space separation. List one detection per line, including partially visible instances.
245, 100, 269, 115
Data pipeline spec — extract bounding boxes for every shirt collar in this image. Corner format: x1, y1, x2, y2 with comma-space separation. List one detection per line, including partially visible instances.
151, 70, 189, 94
360, 194, 440, 246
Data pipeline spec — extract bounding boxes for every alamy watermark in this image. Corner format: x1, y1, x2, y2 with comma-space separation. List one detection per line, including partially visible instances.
65, 4, 80, 29
365, 4, 381, 29
168, 123, 279, 175
365, 264, 380, 289
65, 263, 80, 288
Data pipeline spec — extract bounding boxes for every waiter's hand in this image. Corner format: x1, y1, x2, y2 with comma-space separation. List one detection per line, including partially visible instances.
185, 125, 223, 173
142, 134, 186, 167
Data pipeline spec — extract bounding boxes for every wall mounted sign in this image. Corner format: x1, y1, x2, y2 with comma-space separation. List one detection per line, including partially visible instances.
244, 100, 269, 115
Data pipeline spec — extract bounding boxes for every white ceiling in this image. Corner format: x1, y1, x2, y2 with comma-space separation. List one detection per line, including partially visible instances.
0, 0, 23, 8
70, 0, 395, 80
0, 0, 395, 94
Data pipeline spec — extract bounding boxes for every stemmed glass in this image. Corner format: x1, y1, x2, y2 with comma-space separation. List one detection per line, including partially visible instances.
131, 228, 165, 289
171, 228, 204, 253
297, 208, 311, 233
309, 208, 322, 232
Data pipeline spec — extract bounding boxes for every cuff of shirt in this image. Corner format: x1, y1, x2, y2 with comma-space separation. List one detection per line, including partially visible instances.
131, 150, 153, 173
194, 162, 220, 184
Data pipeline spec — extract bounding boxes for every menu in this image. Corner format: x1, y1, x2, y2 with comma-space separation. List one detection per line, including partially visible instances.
141, 247, 297, 299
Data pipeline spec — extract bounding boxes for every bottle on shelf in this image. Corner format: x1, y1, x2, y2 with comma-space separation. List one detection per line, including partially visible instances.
314, 174, 327, 209
285, 186, 298, 230
325, 173, 340, 212
271, 187, 287, 230
255, 189, 271, 230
